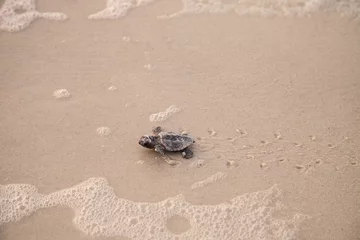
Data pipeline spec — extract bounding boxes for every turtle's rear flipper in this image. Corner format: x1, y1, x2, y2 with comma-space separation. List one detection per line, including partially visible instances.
182, 147, 193, 159
179, 127, 188, 135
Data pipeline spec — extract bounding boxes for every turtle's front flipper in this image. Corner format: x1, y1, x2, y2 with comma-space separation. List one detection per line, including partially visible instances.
152, 126, 163, 135
181, 147, 193, 159
155, 144, 165, 155
155, 145, 180, 166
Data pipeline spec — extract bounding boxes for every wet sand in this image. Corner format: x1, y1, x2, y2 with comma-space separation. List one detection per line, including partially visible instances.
1, 0, 360, 239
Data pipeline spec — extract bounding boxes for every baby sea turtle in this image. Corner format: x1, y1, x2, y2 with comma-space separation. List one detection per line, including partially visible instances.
138, 126, 195, 161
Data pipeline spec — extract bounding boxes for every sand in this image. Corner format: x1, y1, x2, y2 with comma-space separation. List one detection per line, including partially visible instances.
1, 0, 360, 239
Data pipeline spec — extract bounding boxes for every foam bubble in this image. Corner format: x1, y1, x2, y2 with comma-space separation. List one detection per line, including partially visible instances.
0, 178, 309, 239
190, 172, 227, 189
149, 105, 181, 122
53, 89, 71, 99
122, 36, 131, 41
0, 0, 68, 32
144, 64, 155, 71
88, 0, 157, 20
108, 86, 117, 91
96, 127, 111, 136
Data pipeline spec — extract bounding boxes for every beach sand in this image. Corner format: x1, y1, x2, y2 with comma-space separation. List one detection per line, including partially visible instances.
1, 0, 360, 239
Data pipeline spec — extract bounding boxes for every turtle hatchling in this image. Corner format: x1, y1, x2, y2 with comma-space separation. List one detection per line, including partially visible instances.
138, 126, 195, 160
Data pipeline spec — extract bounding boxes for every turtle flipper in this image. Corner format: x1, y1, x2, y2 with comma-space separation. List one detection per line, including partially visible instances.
179, 127, 188, 135
181, 147, 193, 159
155, 144, 165, 155
155, 144, 180, 166
152, 126, 163, 135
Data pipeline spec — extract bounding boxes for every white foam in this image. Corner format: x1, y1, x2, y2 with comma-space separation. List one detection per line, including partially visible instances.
53, 89, 71, 99
144, 64, 155, 71
0, 0, 68, 32
234, 0, 360, 17
149, 105, 181, 122
0, 178, 308, 239
158, 0, 235, 19
159, 0, 360, 18
96, 127, 111, 136
1, 0, 358, 32
88, 0, 157, 20
108, 86, 117, 91
190, 172, 227, 189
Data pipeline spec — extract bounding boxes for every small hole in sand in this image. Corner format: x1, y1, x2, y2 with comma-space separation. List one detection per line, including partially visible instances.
166, 215, 191, 235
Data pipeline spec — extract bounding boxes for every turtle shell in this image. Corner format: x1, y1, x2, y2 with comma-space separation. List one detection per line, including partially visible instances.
159, 132, 194, 151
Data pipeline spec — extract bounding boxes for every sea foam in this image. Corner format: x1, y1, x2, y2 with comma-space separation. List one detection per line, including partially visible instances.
0, 177, 308, 239
88, 0, 360, 19
149, 105, 181, 122
1, 0, 359, 33
88, 0, 156, 20
0, 0, 67, 32
159, 0, 360, 18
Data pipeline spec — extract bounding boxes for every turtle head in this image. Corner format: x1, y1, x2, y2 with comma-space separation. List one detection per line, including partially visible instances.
139, 135, 156, 149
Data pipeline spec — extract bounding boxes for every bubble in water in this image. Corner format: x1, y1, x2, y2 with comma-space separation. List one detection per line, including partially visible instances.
122, 36, 131, 41
53, 89, 71, 99
144, 64, 155, 70
96, 127, 111, 136
108, 86, 117, 91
